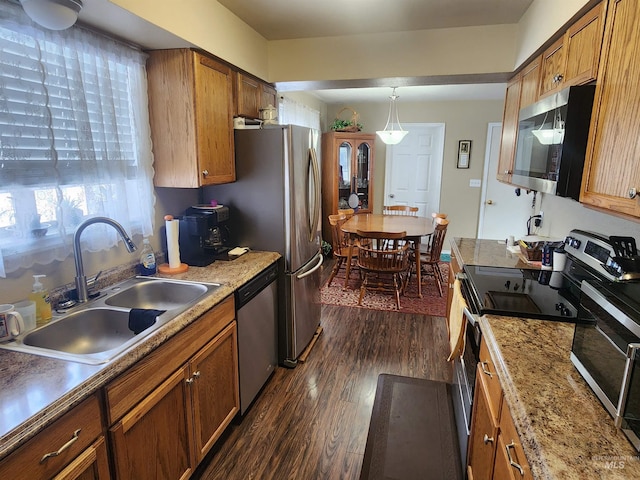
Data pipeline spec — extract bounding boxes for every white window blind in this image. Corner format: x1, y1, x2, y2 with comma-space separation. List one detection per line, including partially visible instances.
0, 2, 155, 276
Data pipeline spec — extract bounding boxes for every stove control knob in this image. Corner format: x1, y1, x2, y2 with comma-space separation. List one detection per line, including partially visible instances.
555, 302, 564, 311
571, 239, 581, 249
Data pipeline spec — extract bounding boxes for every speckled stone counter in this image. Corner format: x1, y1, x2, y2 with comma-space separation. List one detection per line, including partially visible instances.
479, 315, 640, 479
451, 237, 534, 269
0, 251, 280, 460
452, 238, 640, 478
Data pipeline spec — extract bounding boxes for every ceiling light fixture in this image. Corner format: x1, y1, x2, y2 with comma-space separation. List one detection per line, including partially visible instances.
376, 87, 408, 145
20, 0, 83, 31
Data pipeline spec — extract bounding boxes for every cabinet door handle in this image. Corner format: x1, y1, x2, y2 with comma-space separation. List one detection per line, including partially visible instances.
185, 377, 194, 385
503, 170, 512, 175
480, 361, 493, 378
40, 429, 81, 463
553, 73, 564, 83
202, 169, 209, 177
629, 188, 637, 199
192, 370, 201, 379
483, 434, 494, 444
506, 441, 525, 476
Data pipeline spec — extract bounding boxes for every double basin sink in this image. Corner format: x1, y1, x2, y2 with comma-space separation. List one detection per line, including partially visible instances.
0, 277, 220, 365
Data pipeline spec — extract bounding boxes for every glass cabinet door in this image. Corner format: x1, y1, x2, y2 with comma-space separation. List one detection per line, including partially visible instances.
356, 142, 371, 210
338, 142, 352, 209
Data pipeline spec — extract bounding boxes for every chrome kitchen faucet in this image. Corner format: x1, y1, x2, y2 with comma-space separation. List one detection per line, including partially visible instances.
73, 217, 137, 303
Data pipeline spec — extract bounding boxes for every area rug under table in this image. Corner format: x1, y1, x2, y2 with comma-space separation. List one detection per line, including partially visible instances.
320, 262, 449, 316
359, 374, 462, 480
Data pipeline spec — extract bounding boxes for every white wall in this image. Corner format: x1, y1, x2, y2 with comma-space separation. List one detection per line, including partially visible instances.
536, 195, 640, 244
514, 0, 591, 68
268, 25, 517, 82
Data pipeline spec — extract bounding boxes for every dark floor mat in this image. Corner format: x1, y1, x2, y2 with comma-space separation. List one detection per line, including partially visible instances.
360, 374, 463, 480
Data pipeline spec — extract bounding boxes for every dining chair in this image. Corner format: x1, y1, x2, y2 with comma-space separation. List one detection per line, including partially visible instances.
383, 205, 419, 216
327, 213, 359, 287
356, 229, 410, 309
405, 217, 449, 296
338, 208, 355, 219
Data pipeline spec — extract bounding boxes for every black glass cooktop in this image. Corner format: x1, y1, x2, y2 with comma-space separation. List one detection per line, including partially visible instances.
463, 265, 585, 322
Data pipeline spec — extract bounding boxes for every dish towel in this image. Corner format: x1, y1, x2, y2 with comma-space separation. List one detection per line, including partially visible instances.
128, 308, 166, 334
447, 279, 468, 361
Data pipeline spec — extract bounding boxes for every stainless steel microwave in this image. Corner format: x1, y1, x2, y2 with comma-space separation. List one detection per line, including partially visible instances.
511, 85, 595, 200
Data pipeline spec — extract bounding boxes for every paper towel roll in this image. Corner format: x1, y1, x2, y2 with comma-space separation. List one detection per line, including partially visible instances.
166, 218, 181, 268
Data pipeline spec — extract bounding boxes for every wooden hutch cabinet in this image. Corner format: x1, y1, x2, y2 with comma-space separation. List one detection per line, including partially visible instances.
321, 132, 375, 240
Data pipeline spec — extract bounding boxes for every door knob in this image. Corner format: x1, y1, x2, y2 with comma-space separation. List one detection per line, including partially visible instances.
202, 170, 209, 177
486, 200, 494, 205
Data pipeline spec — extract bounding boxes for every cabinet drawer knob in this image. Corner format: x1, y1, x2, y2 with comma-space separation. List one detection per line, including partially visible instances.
483, 434, 494, 445
629, 188, 638, 199
553, 73, 564, 83
192, 370, 201, 379
202, 170, 209, 177
504, 170, 512, 175
506, 441, 525, 476
186, 377, 194, 385
480, 361, 493, 378
40, 429, 81, 463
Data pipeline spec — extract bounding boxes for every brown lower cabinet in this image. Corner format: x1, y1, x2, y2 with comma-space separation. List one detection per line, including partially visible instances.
107, 297, 239, 479
0, 297, 239, 480
467, 338, 532, 480
0, 394, 107, 479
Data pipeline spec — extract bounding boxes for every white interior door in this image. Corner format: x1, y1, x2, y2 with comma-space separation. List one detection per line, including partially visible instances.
383, 123, 445, 217
477, 122, 531, 240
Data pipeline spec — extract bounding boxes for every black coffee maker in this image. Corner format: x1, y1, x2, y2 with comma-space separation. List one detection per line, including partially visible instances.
178, 206, 231, 266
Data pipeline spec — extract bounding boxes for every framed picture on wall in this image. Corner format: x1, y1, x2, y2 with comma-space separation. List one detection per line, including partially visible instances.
457, 140, 471, 168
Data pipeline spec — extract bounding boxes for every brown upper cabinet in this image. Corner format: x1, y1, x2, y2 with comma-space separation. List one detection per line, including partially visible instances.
236, 71, 277, 119
581, 0, 640, 218
496, 56, 541, 184
496, 75, 522, 184
147, 49, 236, 187
538, 2, 606, 98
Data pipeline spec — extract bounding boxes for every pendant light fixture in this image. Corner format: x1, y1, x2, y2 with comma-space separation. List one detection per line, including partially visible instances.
20, 0, 83, 31
376, 87, 408, 145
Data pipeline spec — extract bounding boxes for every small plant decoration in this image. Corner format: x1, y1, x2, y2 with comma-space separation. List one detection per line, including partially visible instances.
330, 107, 363, 132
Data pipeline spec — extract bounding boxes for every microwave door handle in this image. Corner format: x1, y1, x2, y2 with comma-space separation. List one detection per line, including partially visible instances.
615, 343, 640, 428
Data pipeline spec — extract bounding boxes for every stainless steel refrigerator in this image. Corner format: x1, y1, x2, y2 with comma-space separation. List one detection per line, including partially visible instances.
206, 125, 323, 367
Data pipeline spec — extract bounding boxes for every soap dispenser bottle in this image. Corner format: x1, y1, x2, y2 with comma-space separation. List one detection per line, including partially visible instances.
29, 274, 52, 327
138, 238, 157, 275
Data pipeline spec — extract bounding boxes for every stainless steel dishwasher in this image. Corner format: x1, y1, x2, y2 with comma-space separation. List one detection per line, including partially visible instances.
235, 263, 279, 415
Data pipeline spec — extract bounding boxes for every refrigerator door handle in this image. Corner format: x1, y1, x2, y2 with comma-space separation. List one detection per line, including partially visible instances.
297, 251, 324, 279
309, 147, 321, 243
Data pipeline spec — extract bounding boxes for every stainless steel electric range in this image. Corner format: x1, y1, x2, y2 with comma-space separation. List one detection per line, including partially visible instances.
452, 229, 640, 466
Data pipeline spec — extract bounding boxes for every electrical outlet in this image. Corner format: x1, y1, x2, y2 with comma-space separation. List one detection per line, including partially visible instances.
534, 212, 543, 227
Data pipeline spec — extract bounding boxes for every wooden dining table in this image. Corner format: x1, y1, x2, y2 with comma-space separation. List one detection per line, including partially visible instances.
341, 213, 435, 298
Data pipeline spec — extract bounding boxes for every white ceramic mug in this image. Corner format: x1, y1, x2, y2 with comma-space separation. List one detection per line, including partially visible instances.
0, 304, 25, 342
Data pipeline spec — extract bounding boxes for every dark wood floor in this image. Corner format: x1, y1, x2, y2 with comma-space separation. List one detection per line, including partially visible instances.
195, 264, 453, 480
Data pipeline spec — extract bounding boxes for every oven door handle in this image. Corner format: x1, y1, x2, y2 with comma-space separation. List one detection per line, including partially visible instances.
463, 306, 479, 327
615, 343, 640, 428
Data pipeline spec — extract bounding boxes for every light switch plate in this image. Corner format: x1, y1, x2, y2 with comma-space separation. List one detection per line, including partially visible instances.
469, 179, 481, 188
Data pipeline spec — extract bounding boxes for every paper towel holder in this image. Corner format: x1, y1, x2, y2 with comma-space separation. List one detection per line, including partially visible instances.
158, 215, 189, 274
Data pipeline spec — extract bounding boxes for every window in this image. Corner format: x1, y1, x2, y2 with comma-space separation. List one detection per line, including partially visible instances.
0, 2, 155, 276
278, 95, 321, 131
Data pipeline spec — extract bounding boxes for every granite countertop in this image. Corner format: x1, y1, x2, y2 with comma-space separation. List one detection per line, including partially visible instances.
0, 251, 280, 460
450, 237, 535, 269
451, 237, 640, 478
480, 315, 640, 479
